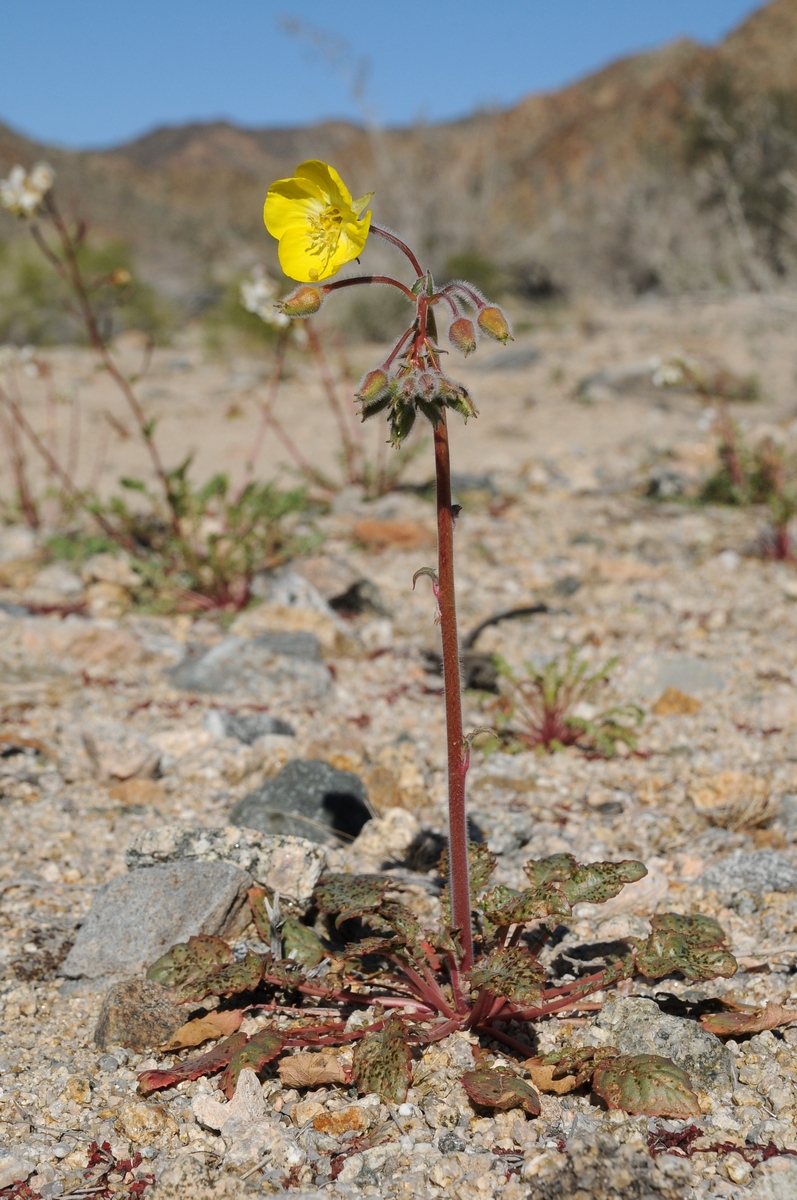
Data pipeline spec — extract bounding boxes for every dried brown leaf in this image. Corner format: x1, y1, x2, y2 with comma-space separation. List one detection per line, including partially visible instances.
159, 1009, 244, 1051
700, 1003, 797, 1037
278, 1050, 349, 1089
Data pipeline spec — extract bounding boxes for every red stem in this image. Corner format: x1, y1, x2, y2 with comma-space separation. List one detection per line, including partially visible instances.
370, 223, 423, 277
324, 274, 416, 302
434, 408, 473, 970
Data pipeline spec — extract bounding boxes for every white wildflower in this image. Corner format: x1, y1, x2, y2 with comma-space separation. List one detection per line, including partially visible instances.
0, 161, 55, 217
240, 266, 291, 330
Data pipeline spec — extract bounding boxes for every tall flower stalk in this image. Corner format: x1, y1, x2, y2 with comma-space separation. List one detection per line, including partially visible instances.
264, 161, 513, 970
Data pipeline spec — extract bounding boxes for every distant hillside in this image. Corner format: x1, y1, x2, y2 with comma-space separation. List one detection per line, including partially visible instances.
2, 0, 797, 321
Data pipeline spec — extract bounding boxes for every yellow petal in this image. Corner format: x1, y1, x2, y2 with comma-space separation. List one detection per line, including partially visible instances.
352, 191, 373, 217
277, 225, 332, 283
264, 179, 323, 238
294, 160, 353, 209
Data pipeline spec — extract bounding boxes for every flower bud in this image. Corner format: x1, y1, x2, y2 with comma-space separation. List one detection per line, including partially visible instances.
448, 316, 477, 356
279, 285, 324, 318
111, 268, 132, 286
477, 305, 513, 344
356, 368, 390, 404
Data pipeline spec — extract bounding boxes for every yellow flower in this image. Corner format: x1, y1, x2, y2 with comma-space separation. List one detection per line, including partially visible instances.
264, 160, 372, 282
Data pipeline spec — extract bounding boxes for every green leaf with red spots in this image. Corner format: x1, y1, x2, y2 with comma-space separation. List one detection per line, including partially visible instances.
352, 1016, 413, 1104
176, 950, 265, 1004
146, 934, 232, 994
467, 947, 546, 1006
633, 913, 737, 982
461, 1068, 541, 1116
480, 884, 572, 925
219, 1028, 285, 1099
560, 859, 647, 905
312, 874, 391, 927
137, 1031, 248, 1095
591, 1054, 700, 1117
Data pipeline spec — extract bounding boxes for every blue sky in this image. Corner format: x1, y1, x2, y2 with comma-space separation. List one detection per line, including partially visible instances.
1, 0, 764, 149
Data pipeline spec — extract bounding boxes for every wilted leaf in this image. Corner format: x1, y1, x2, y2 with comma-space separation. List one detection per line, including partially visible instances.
278, 1050, 349, 1089
160, 1008, 244, 1051
220, 1028, 285, 1099
591, 1054, 700, 1118
313, 873, 390, 927
633, 913, 737, 982
525, 1061, 579, 1095
137, 1031, 248, 1095
351, 1016, 412, 1104
481, 884, 571, 926
560, 859, 647, 905
461, 1068, 541, 1116
282, 919, 325, 968
538, 1045, 619, 1088
146, 934, 232, 993
176, 950, 264, 1003
248, 886, 272, 942
467, 947, 546, 1005
700, 1003, 797, 1037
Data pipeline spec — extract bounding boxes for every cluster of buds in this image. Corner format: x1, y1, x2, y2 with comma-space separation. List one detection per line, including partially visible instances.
354, 272, 512, 446
0, 162, 55, 218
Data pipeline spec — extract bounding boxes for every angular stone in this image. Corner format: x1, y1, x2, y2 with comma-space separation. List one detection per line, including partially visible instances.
0, 1155, 36, 1190
230, 758, 372, 845
699, 850, 797, 897
168, 633, 330, 701
596, 995, 734, 1094
126, 823, 326, 906
94, 978, 185, 1050
60, 861, 252, 987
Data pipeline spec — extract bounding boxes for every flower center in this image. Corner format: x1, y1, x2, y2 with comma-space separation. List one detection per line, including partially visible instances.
306, 205, 344, 279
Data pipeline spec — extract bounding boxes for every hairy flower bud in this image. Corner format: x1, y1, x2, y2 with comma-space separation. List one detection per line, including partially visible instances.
111, 268, 132, 287
356, 368, 390, 403
279, 285, 324, 318
448, 316, 477, 356
477, 305, 513, 344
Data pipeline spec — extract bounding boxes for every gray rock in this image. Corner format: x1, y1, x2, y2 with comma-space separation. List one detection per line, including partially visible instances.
230, 758, 372, 845
596, 995, 734, 1094
203, 708, 295, 742
126, 823, 326, 906
168, 633, 330, 701
94, 978, 185, 1051
528, 1131, 691, 1199
60, 861, 252, 987
0, 1154, 36, 1190
699, 850, 797, 897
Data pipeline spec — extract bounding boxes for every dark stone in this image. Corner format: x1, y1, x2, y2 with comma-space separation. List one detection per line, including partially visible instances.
60, 861, 252, 988
230, 758, 372, 845
94, 978, 185, 1051
329, 579, 390, 618
204, 709, 295, 743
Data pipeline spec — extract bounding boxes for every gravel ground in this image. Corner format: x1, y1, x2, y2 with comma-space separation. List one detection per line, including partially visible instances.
3, 292, 797, 1198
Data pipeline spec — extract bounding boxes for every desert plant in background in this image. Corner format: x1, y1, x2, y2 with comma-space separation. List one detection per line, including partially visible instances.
491, 649, 644, 757
0, 163, 318, 609
700, 405, 797, 559
116, 159, 745, 1120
